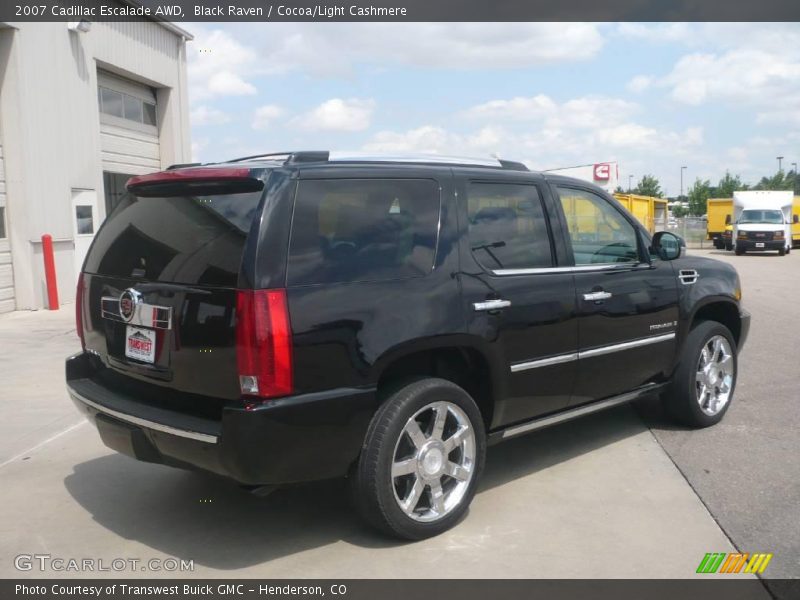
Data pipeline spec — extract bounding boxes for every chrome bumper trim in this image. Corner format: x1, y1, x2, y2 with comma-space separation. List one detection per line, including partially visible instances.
68, 387, 219, 444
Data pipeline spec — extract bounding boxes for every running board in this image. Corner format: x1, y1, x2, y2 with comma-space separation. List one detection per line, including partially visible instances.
489, 382, 665, 444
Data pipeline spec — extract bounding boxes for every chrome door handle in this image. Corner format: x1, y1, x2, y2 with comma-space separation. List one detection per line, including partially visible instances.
473, 299, 511, 312
583, 291, 612, 301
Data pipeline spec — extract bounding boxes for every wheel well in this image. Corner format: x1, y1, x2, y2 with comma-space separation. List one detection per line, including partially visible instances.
692, 302, 741, 346
377, 348, 494, 428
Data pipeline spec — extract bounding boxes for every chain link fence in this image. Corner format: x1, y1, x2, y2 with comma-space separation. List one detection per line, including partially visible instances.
666, 216, 713, 249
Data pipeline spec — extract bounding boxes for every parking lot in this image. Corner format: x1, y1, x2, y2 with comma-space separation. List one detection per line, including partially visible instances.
0, 249, 796, 591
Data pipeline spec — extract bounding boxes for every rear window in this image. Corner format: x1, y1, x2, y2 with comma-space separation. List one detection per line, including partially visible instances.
288, 179, 440, 286
467, 182, 553, 270
84, 188, 264, 287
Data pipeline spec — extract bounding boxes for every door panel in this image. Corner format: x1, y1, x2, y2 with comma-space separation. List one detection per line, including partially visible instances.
72, 189, 98, 278
552, 184, 679, 404
458, 176, 578, 427
571, 263, 678, 403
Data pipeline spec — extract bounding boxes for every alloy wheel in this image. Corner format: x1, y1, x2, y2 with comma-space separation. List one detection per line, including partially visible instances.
391, 401, 476, 522
695, 335, 735, 416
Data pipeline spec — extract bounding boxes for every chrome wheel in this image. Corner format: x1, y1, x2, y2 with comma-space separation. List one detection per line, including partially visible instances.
696, 335, 735, 416
391, 401, 476, 523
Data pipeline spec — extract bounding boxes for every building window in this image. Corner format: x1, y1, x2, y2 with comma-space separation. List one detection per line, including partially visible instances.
99, 86, 157, 127
75, 205, 94, 235
0, 207, 6, 239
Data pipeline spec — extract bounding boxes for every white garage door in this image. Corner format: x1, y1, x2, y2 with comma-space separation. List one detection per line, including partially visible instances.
0, 138, 15, 314
98, 71, 161, 176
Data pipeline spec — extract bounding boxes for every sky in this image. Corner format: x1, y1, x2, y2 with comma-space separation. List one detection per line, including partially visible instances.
185, 22, 800, 197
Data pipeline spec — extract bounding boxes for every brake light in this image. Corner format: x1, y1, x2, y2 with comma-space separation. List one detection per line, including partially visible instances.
76, 274, 85, 350
236, 289, 293, 399
126, 167, 254, 189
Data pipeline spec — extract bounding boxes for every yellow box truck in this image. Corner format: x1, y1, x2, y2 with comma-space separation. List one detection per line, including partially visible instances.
707, 198, 734, 250
612, 193, 669, 234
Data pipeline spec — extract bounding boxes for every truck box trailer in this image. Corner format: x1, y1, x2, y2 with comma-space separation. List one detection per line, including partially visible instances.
613, 193, 669, 234
732, 191, 796, 256
708, 196, 800, 250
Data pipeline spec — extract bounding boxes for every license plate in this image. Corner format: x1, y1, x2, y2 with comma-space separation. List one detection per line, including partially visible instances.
125, 326, 156, 364
756, 242, 765, 248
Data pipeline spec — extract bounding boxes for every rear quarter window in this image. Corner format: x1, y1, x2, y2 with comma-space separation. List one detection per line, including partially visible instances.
288, 178, 440, 286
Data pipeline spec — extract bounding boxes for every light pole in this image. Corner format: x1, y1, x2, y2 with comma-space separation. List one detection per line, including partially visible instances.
680, 166, 687, 200
777, 156, 784, 172
792, 162, 797, 174
628, 174, 634, 193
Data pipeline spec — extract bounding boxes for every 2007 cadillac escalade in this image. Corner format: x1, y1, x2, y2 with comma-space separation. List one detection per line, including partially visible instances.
67, 151, 750, 539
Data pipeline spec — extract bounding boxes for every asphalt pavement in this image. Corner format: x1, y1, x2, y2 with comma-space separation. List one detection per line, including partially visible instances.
638, 248, 800, 598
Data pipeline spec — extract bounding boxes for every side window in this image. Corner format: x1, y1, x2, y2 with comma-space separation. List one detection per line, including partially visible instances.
556, 187, 640, 265
467, 182, 552, 270
288, 179, 440, 286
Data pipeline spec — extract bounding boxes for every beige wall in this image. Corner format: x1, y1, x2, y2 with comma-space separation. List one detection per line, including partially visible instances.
0, 21, 191, 310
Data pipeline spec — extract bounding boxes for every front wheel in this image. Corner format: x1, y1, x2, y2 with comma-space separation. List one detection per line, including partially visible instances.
663, 321, 738, 428
351, 378, 486, 539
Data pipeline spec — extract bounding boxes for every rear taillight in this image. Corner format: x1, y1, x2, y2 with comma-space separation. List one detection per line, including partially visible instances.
236, 289, 293, 399
76, 274, 86, 350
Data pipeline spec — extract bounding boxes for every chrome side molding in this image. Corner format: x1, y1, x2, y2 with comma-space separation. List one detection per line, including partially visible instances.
497, 383, 663, 441
510, 332, 676, 373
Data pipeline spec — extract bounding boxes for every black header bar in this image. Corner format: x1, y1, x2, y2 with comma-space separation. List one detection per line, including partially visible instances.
2, 0, 800, 23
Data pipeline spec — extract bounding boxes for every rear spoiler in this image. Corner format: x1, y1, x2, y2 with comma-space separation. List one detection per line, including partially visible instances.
126, 167, 257, 190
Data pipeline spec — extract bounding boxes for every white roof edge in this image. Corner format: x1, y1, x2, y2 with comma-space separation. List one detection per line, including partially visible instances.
120, 0, 194, 40
328, 152, 503, 167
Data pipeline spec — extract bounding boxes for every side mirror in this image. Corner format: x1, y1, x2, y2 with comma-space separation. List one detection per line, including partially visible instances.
725, 215, 731, 225
652, 231, 684, 261
794, 214, 799, 224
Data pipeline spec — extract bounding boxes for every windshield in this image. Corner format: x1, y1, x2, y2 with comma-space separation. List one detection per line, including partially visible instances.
738, 209, 784, 225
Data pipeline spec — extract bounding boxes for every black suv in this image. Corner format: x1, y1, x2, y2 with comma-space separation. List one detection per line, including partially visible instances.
67, 152, 750, 539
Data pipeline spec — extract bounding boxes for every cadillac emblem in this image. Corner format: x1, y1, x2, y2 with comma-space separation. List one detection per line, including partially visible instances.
118, 288, 142, 322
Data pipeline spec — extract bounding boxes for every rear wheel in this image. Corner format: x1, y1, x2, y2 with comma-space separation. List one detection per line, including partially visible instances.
663, 321, 737, 428
778, 247, 786, 256
351, 378, 486, 539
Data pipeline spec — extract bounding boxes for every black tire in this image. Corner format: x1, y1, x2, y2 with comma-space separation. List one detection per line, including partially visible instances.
778, 247, 786, 256
351, 378, 486, 540
735, 246, 744, 256
663, 321, 738, 428
725, 242, 733, 251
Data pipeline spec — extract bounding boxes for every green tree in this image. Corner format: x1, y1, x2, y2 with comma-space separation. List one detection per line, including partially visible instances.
634, 174, 663, 197
754, 171, 792, 191
716, 171, 747, 197
687, 178, 712, 216
614, 185, 625, 194
672, 204, 689, 218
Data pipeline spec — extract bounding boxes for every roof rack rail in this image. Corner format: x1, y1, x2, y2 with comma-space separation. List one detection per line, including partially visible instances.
166, 162, 202, 170
226, 151, 331, 164
223, 151, 530, 171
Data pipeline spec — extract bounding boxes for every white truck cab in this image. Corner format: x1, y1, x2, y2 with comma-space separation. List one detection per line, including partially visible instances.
733, 191, 794, 256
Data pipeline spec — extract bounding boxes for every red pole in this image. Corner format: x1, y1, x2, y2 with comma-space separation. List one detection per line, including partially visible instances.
41, 234, 59, 310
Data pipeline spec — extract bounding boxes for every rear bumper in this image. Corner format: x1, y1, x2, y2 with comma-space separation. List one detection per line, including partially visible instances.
66, 353, 376, 485
736, 240, 785, 251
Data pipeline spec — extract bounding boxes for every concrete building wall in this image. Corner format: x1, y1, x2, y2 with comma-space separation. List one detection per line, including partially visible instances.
0, 20, 191, 310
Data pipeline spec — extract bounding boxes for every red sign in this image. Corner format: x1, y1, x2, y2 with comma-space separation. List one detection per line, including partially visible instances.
593, 163, 611, 181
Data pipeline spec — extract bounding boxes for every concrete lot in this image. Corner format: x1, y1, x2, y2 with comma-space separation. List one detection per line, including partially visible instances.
640, 248, 800, 598
0, 249, 793, 588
